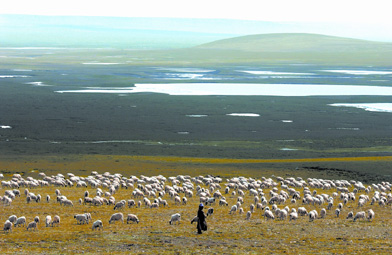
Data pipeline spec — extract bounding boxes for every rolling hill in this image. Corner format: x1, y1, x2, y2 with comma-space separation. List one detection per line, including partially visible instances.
195, 33, 392, 52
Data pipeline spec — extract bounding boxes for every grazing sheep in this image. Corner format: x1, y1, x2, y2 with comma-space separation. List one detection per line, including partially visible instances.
26, 221, 37, 231
109, 213, 124, 224
62, 199, 74, 207
74, 214, 88, 225
34, 216, 40, 224
14, 216, 26, 227
298, 207, 308, 216
4, 220, 12, 233
169, 213, 181, 225
114, 201, 126, 210
207, 208, 214, 217
46, 195, 50, 203
239, 207, 244, 214
246, 211, 252, 220
92, 220, 103, 231
335, 209, 340, 218
353, 211, 366, 222
309, 210, 318, 222
127, 199, 135, 208
320, 208, 327, 218
8, 215, 17, 224
263, 209, 275, 220
126, 214, 139, 224
229, 205, 238, 214
52, 215, 60, 227
346, 211, 354, 219
289, 211, 298, 221
46, 215, 52, 227
190, 216, 198, 224
182, 197, 188, 205
367, 209, 375, 221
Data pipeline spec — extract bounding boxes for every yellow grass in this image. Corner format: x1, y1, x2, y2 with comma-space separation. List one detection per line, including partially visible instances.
1, 155, 392, 254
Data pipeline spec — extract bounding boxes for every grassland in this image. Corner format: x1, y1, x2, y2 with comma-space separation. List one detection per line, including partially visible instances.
1, 160, 392, 254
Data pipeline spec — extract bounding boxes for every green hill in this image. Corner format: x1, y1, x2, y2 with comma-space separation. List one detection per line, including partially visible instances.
195, 33, 392, 52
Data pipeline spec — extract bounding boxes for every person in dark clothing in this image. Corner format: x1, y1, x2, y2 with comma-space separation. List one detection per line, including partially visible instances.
197, 203, 207, 234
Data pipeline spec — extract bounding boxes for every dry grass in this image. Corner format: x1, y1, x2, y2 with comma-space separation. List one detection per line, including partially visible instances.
1, 155, 392, 254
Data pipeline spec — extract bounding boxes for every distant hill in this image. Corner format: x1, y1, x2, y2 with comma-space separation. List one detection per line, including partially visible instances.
195, 33, 392, 52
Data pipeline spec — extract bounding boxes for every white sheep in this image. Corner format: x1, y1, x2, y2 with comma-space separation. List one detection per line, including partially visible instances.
335, 208, 340, 218
52, 215, 60, 227
309, 210, 318, 222
320, 208, 327, 218
346, 211, 354, 219
109, 213, 124, 224
46, 195, 50, 203
229, 205, 238, 214
263, 209, 275, 220
4, 220, 12, 233
207, 208, 214, 217
74, 214, 88, 225
114, 201, 126, 210
46, 215, 52, 227
14, 216, 26, 227
34, 216, 40, 224
169, 213, 181, 225
26, 221, 37, 231
367, 209, 375, 221
8, 215, 17, 223
126, 214, 139, 224
245, 211, 252, 220
92, 220, 103, 230
289, 211, 298, 221
353, 211, 366, 222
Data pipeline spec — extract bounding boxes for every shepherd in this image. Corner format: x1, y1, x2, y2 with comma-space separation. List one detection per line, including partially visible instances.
197, 203, 207, 234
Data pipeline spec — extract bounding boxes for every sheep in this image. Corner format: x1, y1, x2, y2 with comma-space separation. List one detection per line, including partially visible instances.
298, 207, 308, 216
62, 199, 74, 207
239, 207, 244, 214
14, 216, 26, 227
8, 215, 17, 224
46, 195, 50, 203
113, 201, 126, 210
34, 216, 40, 224
346, 211, 354, 219
26, 221, 37, 231
367, 209, 375, 221
74, 214, 88, 225
52, 215, 60, 227
229, 205, 238, 214
190, 216, 198, 224
46, 215, 52, 227
182, 197, 188, 205
263, 209, 275, 220
207, 208, 214, 217
126, 214, 139, 224
309, 210, 318, 222
245, 211, 252, 220
169, 213, 181, 225
335, 209, 340, 218
4, 220, 12, 233
320, 208, 327, 218
353, 211, 366, 222
109, 213, 124, 224
92, 220, 103, 231
289, 211, 298, 221
127, 199, 135, 208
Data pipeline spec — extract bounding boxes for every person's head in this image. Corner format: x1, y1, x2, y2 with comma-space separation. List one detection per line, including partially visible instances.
199, 203, 204, 209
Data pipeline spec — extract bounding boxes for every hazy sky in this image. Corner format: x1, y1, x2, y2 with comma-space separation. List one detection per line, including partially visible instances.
1, 0, 391, 25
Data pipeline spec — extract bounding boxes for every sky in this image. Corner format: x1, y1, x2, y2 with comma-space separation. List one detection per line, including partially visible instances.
1, 0, 391, 25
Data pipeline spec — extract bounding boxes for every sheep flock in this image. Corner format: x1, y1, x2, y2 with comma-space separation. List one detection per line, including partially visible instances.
1, 171, 392, 253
